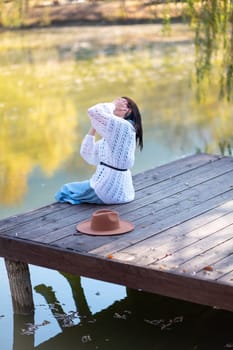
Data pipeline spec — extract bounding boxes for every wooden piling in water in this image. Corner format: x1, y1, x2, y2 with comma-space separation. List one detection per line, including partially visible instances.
4, 259, 34, 315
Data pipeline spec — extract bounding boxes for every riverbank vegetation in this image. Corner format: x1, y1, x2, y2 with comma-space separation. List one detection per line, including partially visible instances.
1, 0, 233, 103
0, 0, 187, 28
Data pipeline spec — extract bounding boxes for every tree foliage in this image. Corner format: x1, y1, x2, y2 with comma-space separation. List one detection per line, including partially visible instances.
187, 0, 233, 101
1, 1, 233, 101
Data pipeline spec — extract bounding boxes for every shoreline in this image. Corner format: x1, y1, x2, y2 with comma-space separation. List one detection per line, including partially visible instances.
0, 1, 189, 30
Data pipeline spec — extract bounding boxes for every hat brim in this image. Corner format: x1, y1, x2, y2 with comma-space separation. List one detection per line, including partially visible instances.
76, 219, 134, 236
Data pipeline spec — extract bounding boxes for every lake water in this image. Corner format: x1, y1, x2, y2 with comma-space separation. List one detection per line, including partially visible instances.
0, 24, 232, 350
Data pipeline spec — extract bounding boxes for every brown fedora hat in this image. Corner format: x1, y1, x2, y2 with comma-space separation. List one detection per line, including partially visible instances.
76, 209, 134, 236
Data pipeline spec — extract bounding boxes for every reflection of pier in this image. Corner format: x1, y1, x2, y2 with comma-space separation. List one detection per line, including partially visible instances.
0, 154, 233, 312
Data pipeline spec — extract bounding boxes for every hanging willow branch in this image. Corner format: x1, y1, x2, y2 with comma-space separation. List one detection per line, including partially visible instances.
225, 12, 233, 100
187, 0, 233, 101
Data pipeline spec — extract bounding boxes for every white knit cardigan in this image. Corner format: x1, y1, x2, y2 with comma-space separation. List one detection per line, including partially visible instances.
80, 102, 136, 204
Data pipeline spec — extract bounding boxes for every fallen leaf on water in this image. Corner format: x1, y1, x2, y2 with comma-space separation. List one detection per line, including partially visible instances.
21, 320, 50, 335
144, 315, 184, 330
54, 311, 79, 327
144, 319, 164, 326
113, 312, 127, 320
81, 335, 92, 343
124, 310, 132, 315
87, 319, 96, 323
161, 321, 172, 331
173, 316, 184, 323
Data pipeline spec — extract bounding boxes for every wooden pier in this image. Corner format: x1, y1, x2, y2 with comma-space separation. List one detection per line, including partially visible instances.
0, 153, 233, 312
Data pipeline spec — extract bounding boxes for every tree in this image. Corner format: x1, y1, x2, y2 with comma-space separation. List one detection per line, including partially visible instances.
187, 0, 233, 101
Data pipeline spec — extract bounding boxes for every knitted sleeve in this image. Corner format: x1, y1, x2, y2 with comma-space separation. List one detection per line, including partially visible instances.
87, 102, 118, 139
80, 135, 100, 166
87, 103, 135, 164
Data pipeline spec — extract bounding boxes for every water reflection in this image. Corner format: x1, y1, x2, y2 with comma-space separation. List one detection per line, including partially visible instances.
0, 25, 232, 208
10, 273, 233, 350
0, 60, 80, 204
0, 25, 233, 348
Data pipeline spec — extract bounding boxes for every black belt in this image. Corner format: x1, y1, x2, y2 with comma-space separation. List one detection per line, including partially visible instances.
100, 161, 128, 172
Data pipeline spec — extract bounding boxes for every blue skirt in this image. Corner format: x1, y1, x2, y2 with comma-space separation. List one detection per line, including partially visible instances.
55, 180, 104, 205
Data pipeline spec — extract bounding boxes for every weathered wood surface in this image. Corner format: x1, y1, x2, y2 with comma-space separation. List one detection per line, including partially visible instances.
0, 153, 233, 311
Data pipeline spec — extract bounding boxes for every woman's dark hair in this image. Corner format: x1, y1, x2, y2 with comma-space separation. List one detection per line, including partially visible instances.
122, 96, 143, 151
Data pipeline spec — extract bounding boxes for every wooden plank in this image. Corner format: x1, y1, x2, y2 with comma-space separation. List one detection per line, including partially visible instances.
111, 209, 233, 266
0, 202, 94, 234
1, 155, 231, 239
89, 185, 233, 256
3, 204, 103, 240
174, 238, 233, 275
0, 236, 232, 312
53, 190, 233, 254
106, 224, 233, 270
0, 154, 213, 232
196, 253, 233, 281
0, 153, 217, 232
127, 157, 233, 215
116, 160, 233, 223
2, 165, 226, 240
134, 155, 233, 199
133, 153, 220, 189
132, 173, 233, 227
31, 166, 233, 251
218, 270, 233, 284
185, 210, 233, 238
0, 202, 65, 231
148, 224, 233, 272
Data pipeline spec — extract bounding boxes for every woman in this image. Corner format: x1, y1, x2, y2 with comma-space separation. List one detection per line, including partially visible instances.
55, 97, 143, 205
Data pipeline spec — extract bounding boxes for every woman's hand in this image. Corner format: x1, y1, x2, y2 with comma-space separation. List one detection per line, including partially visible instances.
113, 98, 129, 117
88, 127, 96, 136
114, 97, 128, 111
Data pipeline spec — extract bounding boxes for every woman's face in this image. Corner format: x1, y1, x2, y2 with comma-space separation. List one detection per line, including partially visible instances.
113, 98, 131, 118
